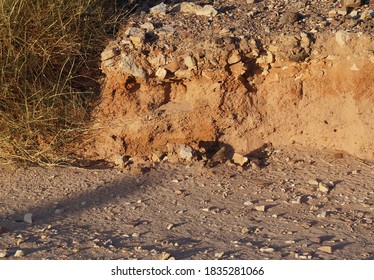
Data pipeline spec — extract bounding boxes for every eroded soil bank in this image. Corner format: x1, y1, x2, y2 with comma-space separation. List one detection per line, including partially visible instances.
80, 0, 374, 163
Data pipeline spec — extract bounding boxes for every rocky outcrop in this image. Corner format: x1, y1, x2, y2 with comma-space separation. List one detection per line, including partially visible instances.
81, 1, 374, 162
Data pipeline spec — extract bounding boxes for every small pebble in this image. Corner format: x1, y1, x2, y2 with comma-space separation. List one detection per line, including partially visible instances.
255, 205, 266, 212
24, 213, 33, 224
14, 250, 25, 257
0, 250, 7, 258
318, 246, 333, 254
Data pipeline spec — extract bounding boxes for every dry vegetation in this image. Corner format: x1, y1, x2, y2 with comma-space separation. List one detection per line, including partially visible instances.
0, 0, 132, 164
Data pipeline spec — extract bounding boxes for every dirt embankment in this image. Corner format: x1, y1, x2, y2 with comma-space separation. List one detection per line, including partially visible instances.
80, 0, 374, 163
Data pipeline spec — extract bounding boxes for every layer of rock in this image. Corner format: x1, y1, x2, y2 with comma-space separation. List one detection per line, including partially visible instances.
81, 0, 374, 162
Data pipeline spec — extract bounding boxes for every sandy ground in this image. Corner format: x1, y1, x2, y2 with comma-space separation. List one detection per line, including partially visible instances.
1, 146, 373, 260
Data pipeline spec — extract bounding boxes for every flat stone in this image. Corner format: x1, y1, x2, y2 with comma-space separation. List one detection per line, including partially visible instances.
24, 213, 33, 224
335, 30, 350, 46
0, 250, 7, 258
255, 205, 266, 212
318, 182, 330, 193
232, 153, 249, 166
318, 246, 333, 254
156, 67, 168, 80
307, 179, 319, 185
260, 247, 275, 253
179, 145, 193, 161
150, 2, 167, 15
341, 0, 362, 9
14, 250, 25, 257
196, 5, 218, 17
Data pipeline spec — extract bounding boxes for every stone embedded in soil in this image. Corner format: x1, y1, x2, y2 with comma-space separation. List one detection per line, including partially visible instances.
160, 252, 171, 260
0, 250, 7, 258
232, 153, 249, 166
255, 205, 266, 212
260, 247, 275, 253
341, 0, 362, 9
318, 246, 333, 254
24, 213, 33, 224
335, 30, 350, 46
150, 2, 167, 15
318, 182, 330, 193
214, 252, 225, 259
179, 145, 193, 161
14, 250, 25, 257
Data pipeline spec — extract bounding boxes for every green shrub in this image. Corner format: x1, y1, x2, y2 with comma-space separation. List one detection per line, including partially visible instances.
0, 0, 129, 164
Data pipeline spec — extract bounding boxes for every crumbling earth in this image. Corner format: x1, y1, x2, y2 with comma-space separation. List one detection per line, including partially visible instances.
1, 0, 374, 260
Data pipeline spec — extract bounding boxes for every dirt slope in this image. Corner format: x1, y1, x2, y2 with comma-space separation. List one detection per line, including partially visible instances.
80, 0, 374, 163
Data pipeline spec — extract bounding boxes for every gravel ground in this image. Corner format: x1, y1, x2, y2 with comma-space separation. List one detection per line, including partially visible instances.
1, 146, 373, 260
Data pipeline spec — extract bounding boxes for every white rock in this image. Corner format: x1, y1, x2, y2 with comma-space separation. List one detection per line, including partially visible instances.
120, 55, 146, 78
150, 2, 167, 15
255, 205, 266, 212
184, 55, 197, 70
179, 145, 193, 161
350, 63, 360, 71
196, 5, 218, 17
140, 22, 154, 31
14, 250, 25, 257
24, 213, 33, 224
335, 30, 350, 46
156, 68, 168, 80
232, 153, 248, 166
178, 2, 200, 14
0, 250, 7, 258
244, 200, 254, 206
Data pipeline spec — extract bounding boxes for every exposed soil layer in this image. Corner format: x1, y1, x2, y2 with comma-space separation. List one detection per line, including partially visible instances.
80, 0, 374, 162
1, 147, 374, 260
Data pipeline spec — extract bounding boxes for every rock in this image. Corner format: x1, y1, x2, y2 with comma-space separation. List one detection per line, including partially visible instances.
196, 5, 218, 17
260, 247, 275, 253
209, 146, 227, 166
350, 63, 359, 71
120, 55, 146, 78
349, 10, 359, 19
156, 67, 168, 80
318, 182, 330, 193
247, 0, 258, 3
341, 0, 362, 9
335, 30, 350, 46
114, 155, 125, 166
214, 252, 225, 259
360, 10, 374, 20
184, 55, 197, 70
244, 200, 254, 206
228, 51, 241, 65
241, 227, 250, 234
179, 145, 193, 161
279, 11, 301, 26
0, 250, 7, 258
150, 2, 167, 15
232, 153, 248, 166
166, 224, 174, 230
24, 213, 33, 224
318, 246, 333, 254
177, 2, 200, 14
255, 205, 266, 212
14, 250, 25, 257
140, 22, 154, 31
160, 252, 171, 260
307, 179, 319, 185
55, 208, 64, 215
124, 27, 145, 47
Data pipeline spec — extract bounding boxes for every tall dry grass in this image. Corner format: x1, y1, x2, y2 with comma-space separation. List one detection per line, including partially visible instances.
0, 0, 132, 164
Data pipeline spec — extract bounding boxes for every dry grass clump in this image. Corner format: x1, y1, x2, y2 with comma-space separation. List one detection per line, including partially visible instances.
0, 0, 131, 164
